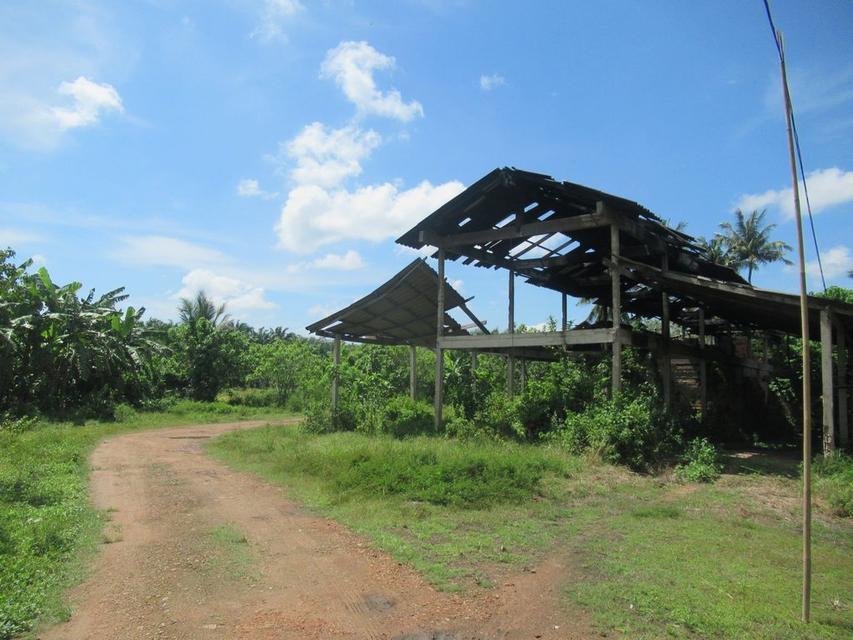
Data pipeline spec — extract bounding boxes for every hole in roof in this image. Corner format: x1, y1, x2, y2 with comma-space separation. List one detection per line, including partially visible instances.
537, 209, 556, 221
524, 201, 539, 212
458, 216, 472, 227
495, 214, 515, 228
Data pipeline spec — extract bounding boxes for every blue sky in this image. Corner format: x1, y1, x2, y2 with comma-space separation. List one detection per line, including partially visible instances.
1, 0, 852, 333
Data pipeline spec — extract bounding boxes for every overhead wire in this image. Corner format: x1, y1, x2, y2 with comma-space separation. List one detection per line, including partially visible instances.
761, 0, 827, 291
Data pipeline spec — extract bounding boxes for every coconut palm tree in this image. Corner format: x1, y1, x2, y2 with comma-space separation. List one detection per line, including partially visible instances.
697, 234, 741, 269
178, 290, 231, 327
719, 209, 792, 283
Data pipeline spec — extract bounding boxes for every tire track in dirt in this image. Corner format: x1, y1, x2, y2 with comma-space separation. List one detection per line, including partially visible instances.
39, 420, 594, 640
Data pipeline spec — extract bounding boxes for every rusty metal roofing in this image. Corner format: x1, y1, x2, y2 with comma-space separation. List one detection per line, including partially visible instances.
305, 259, 471, 346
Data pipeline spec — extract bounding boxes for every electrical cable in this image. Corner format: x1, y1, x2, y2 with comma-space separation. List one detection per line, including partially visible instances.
761, 0, 827, 291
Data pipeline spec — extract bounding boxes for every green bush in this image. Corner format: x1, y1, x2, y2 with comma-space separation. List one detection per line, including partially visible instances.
217, 387, 279, 407
813, 452, 852, 517
377, 396, 434, 438
472, 393, 525, 441
674, 437, 722, 483
302, 401, 357, 434
548, 395, 678, 470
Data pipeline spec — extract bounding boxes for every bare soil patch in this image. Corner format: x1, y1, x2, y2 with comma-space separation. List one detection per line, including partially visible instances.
38, 421, 594, 640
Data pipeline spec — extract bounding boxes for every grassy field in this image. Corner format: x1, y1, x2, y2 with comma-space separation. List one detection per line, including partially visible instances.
0, 402, 292, 640
209, 424, 853, 640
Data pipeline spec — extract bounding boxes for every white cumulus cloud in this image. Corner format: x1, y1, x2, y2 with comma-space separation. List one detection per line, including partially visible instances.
312, 249, 366, 271
320, 41, 424, 122
807, 245, 853, 280
479, 73, 506, 91
735, 167, 853, 220
237, 178, 277, 199
285, 122, 381, 188
51, 76, 123, 129
176, 268, 275, 312
276, 179, 464, 254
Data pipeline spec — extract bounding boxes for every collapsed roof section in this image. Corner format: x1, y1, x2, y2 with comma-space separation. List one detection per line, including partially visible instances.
396, 167, 747, 325
305, 259, 484, 346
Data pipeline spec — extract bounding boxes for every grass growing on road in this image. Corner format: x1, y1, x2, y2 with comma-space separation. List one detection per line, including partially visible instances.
0, 402, 292, 640
205, 523, 256, 581
210, 424, 853, 640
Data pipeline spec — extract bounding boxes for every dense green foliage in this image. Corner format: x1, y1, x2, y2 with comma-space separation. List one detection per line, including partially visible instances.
0, 250, 163, 418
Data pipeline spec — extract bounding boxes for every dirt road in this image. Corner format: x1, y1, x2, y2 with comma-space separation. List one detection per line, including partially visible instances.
40, 421, 592, 640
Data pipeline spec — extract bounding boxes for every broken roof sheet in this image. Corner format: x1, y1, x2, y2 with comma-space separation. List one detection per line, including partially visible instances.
396, 167, 746, 321
305, 259, 472, 346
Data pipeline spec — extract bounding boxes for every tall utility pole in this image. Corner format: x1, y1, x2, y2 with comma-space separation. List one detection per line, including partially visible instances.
778, 30, 812, 623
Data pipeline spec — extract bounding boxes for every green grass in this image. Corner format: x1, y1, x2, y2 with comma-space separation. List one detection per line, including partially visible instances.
205, 523, 256, 580
209, 424, 853, 639
0, 401, 292, 640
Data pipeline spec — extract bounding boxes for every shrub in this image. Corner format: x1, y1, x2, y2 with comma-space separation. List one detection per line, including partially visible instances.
112, 403, 138, 423
674, 437, 722, 483
547, 395, 678, 470
302, 401, 357, 435
378, 396, 434, 438
217, 387, 279, 407
472, 393, 525, 441
813, 452, 852, 517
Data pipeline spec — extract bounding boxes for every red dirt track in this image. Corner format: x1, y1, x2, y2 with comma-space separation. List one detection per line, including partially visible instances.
40, 421, 593, 640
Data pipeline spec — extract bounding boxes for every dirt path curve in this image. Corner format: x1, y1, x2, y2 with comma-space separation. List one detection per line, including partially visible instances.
40, 421, 593, 640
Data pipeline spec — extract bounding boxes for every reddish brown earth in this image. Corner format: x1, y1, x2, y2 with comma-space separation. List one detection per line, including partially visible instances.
39, 421, 595, 640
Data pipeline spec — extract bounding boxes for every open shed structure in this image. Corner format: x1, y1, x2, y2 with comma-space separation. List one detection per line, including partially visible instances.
310, 167, 853, 451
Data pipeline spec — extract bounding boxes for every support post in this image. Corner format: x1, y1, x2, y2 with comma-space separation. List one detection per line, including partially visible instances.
838, 328, 848, 447
520, 360, 527, 393
661, 253, 671, 410
820, 310, 835, 455
434, 249, 446, 430
331, 336, 341, 413
409, 344, 417, 401
698, 308, 707, 419
609, 218, 622, 397
561, 293, 568, 332
508, 269, 515, 397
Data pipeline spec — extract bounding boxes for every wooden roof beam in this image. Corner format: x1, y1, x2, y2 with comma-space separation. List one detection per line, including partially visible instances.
418, 211, 614, 249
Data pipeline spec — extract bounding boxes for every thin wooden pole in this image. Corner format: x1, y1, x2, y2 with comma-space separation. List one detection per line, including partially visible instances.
838, 328, 848, 448
508, 269, 515, 397
331, 337, 341, 413
561, 293, 568, 332
820, 310, 835, 455
779, 31, 812, 624
520, 360, 527, 393
609, 219, 622, 397
435, 249, 446, 430
698, 308, 707, 419
409, 344, 417, 401
661, 253, 671, 410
